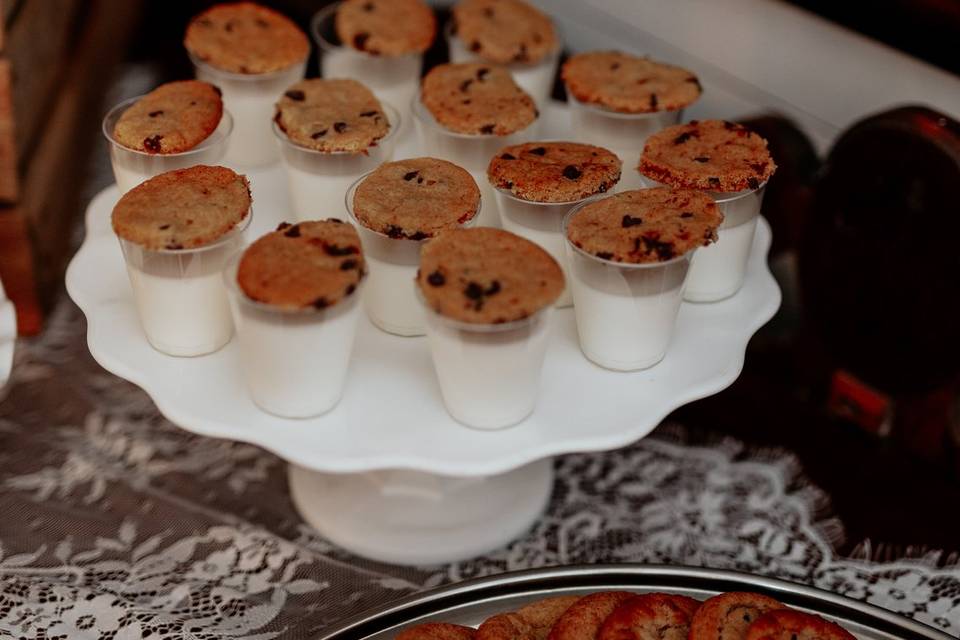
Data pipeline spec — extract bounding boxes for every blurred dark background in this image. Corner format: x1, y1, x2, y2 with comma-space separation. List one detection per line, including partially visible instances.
0, 0, 958, 562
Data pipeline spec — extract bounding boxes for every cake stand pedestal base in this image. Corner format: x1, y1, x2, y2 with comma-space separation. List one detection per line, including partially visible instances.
288, 459, 553, 566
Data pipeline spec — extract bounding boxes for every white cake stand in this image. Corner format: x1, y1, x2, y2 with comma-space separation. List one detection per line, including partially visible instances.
66, 104, 781, 565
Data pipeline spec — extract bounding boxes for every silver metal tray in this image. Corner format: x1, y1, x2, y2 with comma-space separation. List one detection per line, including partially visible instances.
318, 565, 951, 639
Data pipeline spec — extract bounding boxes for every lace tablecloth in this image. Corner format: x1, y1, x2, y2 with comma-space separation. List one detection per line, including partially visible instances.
0, 301, 958, 640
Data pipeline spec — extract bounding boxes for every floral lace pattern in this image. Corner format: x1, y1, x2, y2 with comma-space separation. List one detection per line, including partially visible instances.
0, 302, 958, 639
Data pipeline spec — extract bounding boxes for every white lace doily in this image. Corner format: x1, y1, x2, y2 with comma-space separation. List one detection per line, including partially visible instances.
0, 302, 958, 640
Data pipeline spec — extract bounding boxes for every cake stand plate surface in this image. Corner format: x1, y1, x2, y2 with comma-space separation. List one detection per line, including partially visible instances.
66, 102, 781, 479
66, 183, 778, 477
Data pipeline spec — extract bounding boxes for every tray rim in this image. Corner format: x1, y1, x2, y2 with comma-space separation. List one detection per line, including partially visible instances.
317, 564, 953, 640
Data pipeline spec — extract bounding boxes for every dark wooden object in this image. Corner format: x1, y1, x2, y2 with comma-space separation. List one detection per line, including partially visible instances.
0, 0, 142, 335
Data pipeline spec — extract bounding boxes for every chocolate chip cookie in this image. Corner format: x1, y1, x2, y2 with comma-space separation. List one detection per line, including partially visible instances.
487, 142, 621, 202
639, 120, 776, 192
237, 220, 365, 310
451, 0, 558, 64
112, 165, 251, 251
184, 2, 310, 74
688, 592, 786, 640
745, 610, 855, 640
477, 596, 581, 640
565, 187, 722, 264
275, 78, 389, 152
353, 157, 480, 238
417, 227, 564, 324
546, 591, 636, 640
113, 81, 223, 154
421, 63, 538, 135
598, 593, 701, 640
562, 51, 701, 114
335, 0, 436, 56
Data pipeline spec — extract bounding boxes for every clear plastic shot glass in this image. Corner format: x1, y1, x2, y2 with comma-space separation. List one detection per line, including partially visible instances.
566, 94, 683, 190
274, 101, 400, 221
640, 176, 767, 302
562, 203, 693, 371
117, 211, 252, 357
493, 189, 594, 308
312, 2, 423, 138
191, 54, 307, 168
223, 251, 363, 418
418, 290, 555, 430
345, 174, 479, 337
444, 21, 560, 109
412, 93, 537, 228
102, 97, 233, 194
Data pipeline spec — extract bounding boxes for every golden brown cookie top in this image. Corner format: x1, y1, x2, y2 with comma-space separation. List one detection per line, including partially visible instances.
113, 81, 223, 154
562, 51, 701, 113
477, 596, 580, 640
396, 622, 477, 640
335, 0, 436, 56
547, 591, 636, 640
639, 119, 776, 192
184, 2, 310, 74
275, 79, 390, 153
688, 592, 785, 640
452, 0, 558, 65
353, 158, 480, 238
111, 165, 251, 250
745, 610, 855, 640
417, 227, 563, 324
487, 141, 621, 203
421, 63, 538, 136
236, 220, 365, 310
598, 593, 701, 640
566, 188, 722, 264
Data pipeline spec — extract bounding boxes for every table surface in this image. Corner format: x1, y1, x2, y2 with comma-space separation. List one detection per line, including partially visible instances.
1, 303, 959, 639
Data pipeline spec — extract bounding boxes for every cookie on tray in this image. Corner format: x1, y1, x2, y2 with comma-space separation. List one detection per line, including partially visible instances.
184, 1, 310, 74
417, 227, 564, 324
421, 63, 538, 136
111, 165, 251, 251
275, 78, 390, 153
639, 119, 776, 192
688, 592, 785, 640
353, 157, 480, 239
335, 0, 436, 56
562, 51, 701, 114
477, 595, 581, 640
113, 80, 223, 154
452, 0, 558, 64
487, 142, 621, 203
745, 609, 856, 640
565, 188, 723, 264
237, 220, 366, 310
546, 591, 636, 640
597, 593, 701, 640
